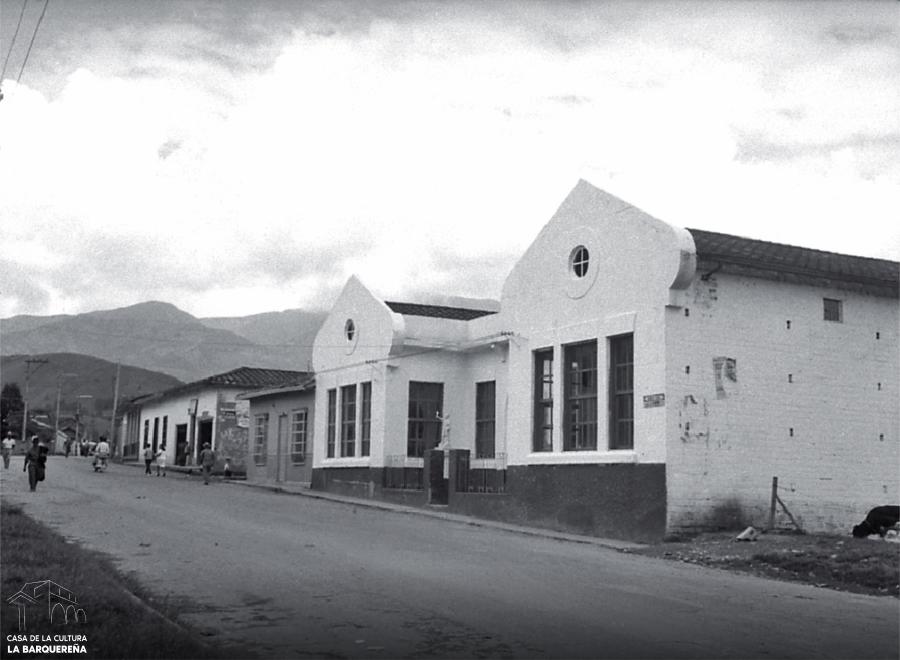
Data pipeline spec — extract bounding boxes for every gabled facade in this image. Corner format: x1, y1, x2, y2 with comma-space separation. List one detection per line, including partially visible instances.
310, 180, 899, 541
119, 367, 311, 472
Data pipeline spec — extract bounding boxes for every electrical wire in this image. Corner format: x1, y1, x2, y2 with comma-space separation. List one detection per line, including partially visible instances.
0, 0, 29, 81
16, 0, 48, 84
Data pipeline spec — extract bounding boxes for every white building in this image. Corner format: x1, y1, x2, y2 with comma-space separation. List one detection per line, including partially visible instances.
311, 180, 898, 540
120, 367, 310, 472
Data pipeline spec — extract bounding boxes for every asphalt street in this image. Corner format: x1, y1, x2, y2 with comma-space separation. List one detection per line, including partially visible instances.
1, 457, 898, 659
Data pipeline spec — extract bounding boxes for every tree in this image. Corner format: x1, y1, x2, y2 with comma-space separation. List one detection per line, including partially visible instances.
1, 383, 24, 437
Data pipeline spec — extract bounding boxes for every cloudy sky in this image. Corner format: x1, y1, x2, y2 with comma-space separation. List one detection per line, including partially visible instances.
1, 0, 898, 319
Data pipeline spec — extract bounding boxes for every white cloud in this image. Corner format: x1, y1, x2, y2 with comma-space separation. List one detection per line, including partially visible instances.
1, 1, 897, 319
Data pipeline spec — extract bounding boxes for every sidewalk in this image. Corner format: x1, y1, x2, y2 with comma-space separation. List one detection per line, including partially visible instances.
229, 478, 647, 552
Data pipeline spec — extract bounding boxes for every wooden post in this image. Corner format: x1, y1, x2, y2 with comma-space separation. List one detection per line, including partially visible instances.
769, 476, 778, 530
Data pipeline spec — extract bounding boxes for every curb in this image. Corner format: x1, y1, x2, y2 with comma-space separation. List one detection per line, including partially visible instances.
228, 479, 646, 552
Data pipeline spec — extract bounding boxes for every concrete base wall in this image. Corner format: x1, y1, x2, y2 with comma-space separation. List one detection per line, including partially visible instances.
313, 463, 666, 542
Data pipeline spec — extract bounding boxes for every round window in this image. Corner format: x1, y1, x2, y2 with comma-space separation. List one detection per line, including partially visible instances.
570, 245, 589, 278
344, 319, 355, 342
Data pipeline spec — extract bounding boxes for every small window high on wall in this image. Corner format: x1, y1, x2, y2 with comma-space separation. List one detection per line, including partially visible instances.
823, 298, 843, 322
609, 333, 634, 450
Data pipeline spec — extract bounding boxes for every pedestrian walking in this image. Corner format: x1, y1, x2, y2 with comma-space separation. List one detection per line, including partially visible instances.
2, 431, 15, 469
199, 442, 215, 485
23, 436, 48, 492
156, 445, 167, 477
143, 443, 154, 475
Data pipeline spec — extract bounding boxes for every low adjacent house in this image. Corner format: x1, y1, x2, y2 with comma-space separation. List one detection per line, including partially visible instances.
119, 367, 310, 472
239, 378, 316, 485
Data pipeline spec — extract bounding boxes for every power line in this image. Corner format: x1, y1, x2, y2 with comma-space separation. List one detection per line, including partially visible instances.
1, 0, 29, 81
16, 0, 48, 84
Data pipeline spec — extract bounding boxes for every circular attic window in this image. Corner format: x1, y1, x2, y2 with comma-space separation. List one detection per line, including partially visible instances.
344, 319, 356, 342
570, 245, 590, 278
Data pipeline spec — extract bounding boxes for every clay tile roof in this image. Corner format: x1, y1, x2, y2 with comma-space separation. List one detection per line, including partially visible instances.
204, 367, 311, 388
135, 367, 312, 404
688, 228, 899, 297
384, 301, 497, 321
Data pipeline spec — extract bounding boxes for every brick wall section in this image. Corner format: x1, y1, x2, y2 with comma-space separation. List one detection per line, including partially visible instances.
666, 272, 899, 534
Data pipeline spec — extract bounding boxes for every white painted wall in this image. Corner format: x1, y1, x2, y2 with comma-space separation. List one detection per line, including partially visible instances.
666, 272, 900, 533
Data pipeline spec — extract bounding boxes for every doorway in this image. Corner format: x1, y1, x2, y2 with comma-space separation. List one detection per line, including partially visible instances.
197, 419, 213, 462
175, 424, 188, 466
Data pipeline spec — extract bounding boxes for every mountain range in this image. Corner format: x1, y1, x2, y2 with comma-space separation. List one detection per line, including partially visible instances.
1, 301, 327, 383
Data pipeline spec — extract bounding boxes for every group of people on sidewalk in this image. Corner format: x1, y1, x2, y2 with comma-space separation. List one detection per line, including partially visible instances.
142, 443, 168, 476
142, 441, 216, 484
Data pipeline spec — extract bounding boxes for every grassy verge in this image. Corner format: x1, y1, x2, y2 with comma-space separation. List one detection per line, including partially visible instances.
632, 530, 900, 597
1, 501, 250, 659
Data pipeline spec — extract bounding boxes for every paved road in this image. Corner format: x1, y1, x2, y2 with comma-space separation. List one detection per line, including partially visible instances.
1, 457, 898, 659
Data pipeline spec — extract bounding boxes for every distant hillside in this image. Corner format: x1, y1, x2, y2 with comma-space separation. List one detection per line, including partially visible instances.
199, 309, 326, 357
1, 301, 322, 382
0, 353, 183, 417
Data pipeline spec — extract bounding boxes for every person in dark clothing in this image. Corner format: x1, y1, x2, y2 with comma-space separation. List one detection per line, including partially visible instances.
143, 443, 154, 475
23, 436, 48, 492
198, 442, 215, 485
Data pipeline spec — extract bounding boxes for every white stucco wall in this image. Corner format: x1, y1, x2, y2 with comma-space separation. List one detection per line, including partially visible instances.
136, 389, 219, 465
666, 271, 900, 533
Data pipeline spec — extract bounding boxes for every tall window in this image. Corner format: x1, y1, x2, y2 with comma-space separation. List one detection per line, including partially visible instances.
609, 333, 634, 450
152, 417, 160, 453
291, 409, 308, 464
340, 384, 356, 457
533, 349, 554, 452
564, 341, 598, 451
143, 419, 149, 447
360, 382, 372, 457
407, 382, 443, 458
253, 414, 268, 465
161, 416, 168, 448
475, 381, 496, 458
326, 389, 337, 458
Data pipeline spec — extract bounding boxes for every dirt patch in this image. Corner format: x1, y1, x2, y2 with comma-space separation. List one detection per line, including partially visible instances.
629, 529, 899, 598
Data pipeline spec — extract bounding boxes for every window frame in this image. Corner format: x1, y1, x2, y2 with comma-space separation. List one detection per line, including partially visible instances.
533, 348, 554, 452
608, 333, 634, 450
290, 408, 308, 464
475, 380, 496, 459
407, 381, 444, 458
340, 384, 357, 457
326, 389, 337, 458
823, 298, 843, 323
253, 413, 269, 466
563, 340, 598, 451
360, 381, 372, 457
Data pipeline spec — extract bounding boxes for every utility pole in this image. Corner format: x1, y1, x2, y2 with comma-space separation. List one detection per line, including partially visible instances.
21, 358, 49, 444
109, 363, 121, 458
54, 373, 77, 455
